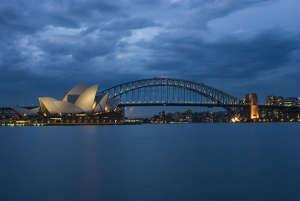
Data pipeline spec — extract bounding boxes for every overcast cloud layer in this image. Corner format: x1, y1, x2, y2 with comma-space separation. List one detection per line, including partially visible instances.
0, 0, 299, 104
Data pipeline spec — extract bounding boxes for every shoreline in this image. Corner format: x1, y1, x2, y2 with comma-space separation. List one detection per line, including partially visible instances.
1, 121, 299, 127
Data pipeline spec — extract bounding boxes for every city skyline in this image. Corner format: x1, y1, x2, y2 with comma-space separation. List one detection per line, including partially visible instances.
1, 77, 300, 126
0, 0, 299, 105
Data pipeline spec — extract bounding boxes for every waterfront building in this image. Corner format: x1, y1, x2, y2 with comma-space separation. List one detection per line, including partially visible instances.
266, 96, 284, 106
39, 84, 111, 115
283, 97, 299, 107
266, 96, 300, 107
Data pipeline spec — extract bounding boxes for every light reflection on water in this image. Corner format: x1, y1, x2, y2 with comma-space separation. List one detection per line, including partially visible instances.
0, 123, 300, 201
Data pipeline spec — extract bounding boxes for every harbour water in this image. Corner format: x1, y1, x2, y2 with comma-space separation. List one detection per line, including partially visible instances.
1, 124, 300, 201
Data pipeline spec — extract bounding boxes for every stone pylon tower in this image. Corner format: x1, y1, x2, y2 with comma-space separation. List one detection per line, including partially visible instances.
249, 93, 260, 120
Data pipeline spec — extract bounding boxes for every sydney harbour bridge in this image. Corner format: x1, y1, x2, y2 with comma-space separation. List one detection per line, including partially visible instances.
98, 77, 242, 109
96, 77, 300, 121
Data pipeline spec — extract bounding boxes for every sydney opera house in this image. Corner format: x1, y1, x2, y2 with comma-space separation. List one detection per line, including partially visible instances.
38, 84, 111, 115
0, 84, 123, 125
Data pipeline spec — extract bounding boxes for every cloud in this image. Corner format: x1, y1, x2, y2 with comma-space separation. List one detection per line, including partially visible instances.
0, 0, 299, 104
137, 29, 300, 95
146, 30, 299, 76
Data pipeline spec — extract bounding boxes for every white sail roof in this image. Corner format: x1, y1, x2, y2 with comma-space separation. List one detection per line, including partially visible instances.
39, 97, 60, 114
63, 84, 88, 102
39, 97, 83, 114
74, 84, 98, 112
95, 93, 109, 112
39, 84, 101, 114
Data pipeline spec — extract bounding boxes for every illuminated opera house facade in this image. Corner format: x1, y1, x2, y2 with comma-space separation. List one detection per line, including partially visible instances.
38, 84, 112, 115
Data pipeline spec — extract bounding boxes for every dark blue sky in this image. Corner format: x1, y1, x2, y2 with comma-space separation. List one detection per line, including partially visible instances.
0, 0, 299, 105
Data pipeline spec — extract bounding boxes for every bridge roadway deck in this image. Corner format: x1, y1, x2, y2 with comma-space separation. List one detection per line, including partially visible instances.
118, 103, 244, 107
118, 103, 300, 110
0, 104, 299, 112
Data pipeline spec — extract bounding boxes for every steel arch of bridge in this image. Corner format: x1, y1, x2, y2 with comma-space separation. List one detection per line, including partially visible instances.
98, 78, 241, 107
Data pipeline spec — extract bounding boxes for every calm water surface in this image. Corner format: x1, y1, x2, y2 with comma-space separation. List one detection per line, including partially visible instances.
0, 124, 300, 201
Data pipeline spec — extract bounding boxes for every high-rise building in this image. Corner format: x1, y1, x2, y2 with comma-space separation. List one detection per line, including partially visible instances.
266, 96, 300, 107
266, 96, 284, 106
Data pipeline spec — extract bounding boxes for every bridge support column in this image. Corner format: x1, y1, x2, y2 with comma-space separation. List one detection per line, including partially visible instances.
249, 93, 260, 120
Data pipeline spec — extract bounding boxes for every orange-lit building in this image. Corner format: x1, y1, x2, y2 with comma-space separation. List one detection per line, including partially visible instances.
249, 93, 260, 120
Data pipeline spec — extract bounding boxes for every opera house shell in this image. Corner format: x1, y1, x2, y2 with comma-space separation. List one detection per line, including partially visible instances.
39, 84, 111, 115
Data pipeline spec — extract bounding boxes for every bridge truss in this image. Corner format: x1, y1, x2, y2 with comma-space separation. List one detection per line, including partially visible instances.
98, 78, 241, 108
